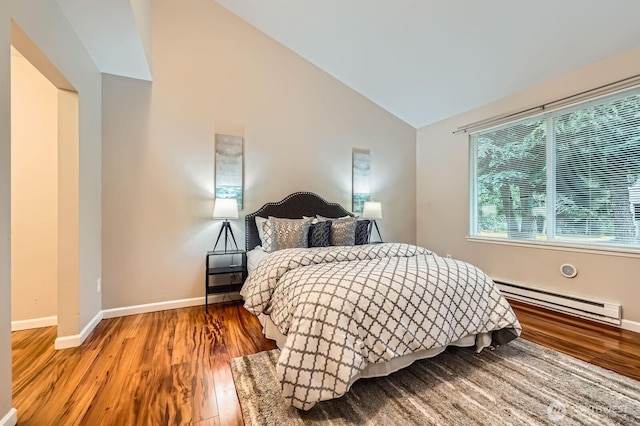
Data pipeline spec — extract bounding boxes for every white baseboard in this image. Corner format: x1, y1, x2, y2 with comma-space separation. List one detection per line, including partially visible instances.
102, 293, 241, 319
621, 319, 640, 334
11, 315, 57, 331
50, 293, 241, 349
0, 408, 17, 426
54, 310, 104, 350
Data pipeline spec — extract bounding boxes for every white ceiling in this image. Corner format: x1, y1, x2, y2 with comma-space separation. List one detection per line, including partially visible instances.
56, 0, 151, 81
55, 1, 640, 128
215, 0, 640, 128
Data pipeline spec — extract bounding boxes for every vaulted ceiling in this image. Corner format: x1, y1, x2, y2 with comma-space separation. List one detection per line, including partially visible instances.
57, 0, 640, 128
56, 0, 152, 81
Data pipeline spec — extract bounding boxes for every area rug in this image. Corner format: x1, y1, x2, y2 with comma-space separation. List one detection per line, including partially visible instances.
230, 339, 640, 425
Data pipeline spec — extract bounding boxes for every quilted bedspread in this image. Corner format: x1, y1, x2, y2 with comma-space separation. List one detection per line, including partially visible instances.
240, 243, 521, 410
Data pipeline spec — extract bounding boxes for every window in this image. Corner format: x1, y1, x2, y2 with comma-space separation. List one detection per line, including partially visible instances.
470, 89, 640, 250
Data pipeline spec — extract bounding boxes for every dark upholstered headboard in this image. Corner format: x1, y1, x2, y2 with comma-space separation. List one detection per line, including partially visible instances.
245, 192, 353, 251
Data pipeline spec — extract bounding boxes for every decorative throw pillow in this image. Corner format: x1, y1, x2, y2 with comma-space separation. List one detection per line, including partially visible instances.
267, 217, 313, 252
355, 219, 370, 245
261, 219, 275, 252
317, 216, 358, 246
308, 220, 332, 247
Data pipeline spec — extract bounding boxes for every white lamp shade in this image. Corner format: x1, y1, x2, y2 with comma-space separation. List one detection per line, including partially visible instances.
213, 198, 239, 219
362, 201, 382, 219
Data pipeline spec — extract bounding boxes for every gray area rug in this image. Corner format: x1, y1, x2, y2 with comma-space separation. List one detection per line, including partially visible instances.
230, 339, 640, 425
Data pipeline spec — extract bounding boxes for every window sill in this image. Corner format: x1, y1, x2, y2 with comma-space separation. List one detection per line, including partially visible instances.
465, 236, 640, 259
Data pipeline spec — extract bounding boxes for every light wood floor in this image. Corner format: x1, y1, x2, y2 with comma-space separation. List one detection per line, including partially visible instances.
12, 300, 640, 425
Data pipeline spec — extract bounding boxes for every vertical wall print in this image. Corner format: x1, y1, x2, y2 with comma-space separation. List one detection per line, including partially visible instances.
215, 134, 244, 210
352, 148, 371, 213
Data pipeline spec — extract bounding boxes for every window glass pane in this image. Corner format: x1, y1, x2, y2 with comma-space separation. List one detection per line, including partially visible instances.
471, 88, 640, 251
476, 119, 547, 240
554, 94, 640, 246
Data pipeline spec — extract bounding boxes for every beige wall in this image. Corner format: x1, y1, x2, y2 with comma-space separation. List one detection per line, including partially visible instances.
1, 1, 102, 420
130, 0, 152, 74
10, 48, 58, 323
9, 0, 103, 338
0, 2, 13, 422
101, 0, 417, 309
417, 47, 640, 324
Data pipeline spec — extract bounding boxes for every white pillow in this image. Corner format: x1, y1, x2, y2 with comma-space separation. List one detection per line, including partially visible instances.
303, 215, 319, 224
255, 216, 268, 244
246, 246, 269, 272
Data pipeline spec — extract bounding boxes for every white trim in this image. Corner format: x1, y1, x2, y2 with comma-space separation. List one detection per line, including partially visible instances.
545, 116, 556, 240
468, 134, 478, 236
621, 319, 640, 334
467, 236, 640, 259
102, 293, 241, 319
51, 293, 241, 349
54, 310, 103, 350
0, 408, 17, 426
499, 282, 621, 325
11, 315, 57, 331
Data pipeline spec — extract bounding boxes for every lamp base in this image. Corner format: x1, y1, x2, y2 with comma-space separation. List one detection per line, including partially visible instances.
368, 220, 383, 243
213, 220, 239, 252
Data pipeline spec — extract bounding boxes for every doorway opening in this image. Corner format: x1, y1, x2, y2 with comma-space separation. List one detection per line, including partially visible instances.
10, 44, 59, 332
9, 21, 80, 348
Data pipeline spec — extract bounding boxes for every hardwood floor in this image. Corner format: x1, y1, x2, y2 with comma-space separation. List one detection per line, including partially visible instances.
12, 302, 276, 426
12, 300, 640, 425
509, 299, 640, 381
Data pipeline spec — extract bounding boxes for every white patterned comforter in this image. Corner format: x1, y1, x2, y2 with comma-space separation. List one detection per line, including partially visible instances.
240, 243, 521, 410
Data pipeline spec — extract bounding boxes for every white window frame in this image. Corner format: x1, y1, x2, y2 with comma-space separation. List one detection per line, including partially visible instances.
468, 87, 640, 256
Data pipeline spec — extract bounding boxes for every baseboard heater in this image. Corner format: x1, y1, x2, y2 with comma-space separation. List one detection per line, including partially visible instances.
495, 281, 622, 325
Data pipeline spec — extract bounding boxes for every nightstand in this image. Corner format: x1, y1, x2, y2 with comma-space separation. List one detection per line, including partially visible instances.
205, 249, 247, 312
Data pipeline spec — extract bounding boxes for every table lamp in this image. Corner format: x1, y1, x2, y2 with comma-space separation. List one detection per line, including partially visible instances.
362, 201, 383, 243
213, 198, 239, 252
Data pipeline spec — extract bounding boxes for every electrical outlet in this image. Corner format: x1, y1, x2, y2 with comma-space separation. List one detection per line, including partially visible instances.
446, 254, 452, 259
97, 278, 101, 293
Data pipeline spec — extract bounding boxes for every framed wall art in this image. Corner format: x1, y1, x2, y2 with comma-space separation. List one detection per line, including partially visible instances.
352, 148, 370, 213
215, 134, 244, 210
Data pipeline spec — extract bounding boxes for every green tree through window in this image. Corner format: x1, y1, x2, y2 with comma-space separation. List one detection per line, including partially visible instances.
472, 91, 640, 249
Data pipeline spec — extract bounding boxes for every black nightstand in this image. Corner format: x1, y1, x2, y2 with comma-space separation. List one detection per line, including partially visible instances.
205, 250, 247, 312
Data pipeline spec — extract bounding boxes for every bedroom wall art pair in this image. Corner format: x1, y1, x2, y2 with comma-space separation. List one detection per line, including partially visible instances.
214, 136, 373, 217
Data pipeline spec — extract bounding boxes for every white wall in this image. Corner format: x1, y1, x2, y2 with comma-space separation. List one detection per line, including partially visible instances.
10, 48, 58, 323
417, 46, 640, 324
101, 0, 417, 310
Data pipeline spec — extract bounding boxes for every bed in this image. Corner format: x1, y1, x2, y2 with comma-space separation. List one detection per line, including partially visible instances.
240, 192, 522, 410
